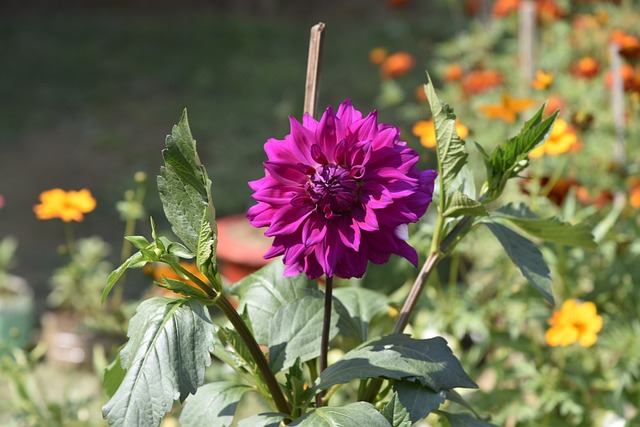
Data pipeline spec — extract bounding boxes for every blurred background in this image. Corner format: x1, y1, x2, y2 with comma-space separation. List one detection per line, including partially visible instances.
0, 0, 462, 310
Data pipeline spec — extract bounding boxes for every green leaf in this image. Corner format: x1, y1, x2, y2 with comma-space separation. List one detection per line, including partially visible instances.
102, 298, 215, 427
103, 353, 126, 398
443, 191, 488, 218
101, 251, 147, 304
438, 411, 498, 427
424, 73, 468, 202
155, 278, 207, 299
269, 295, 339, 373
233, 260, 312, 345
381, 393, 412, 427
179, 381, 252, 427
237, 413, 285, 427
445, 390, 481, 419
196, 208, 218, 284
289, 402, 391, 426
316, 334, 476, 392
492, 204, 596, 248
157, 110, 217, 258
217, 326, 259, 375
484, 222, 554, 303
333, 287, 389, 343
393, 380, 446, 423
485, 106, 558, 201
124, 236, 150, 250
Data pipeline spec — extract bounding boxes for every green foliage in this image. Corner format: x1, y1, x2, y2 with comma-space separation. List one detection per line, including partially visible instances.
380, 393, 412, 427
289, 402, 391, 426
393, 380, 446, 423
179, 382, 252, 427
102, 298, 215, 427
317, 334, 476, 392
438, 411, 498, 427
333, 287, 390, 343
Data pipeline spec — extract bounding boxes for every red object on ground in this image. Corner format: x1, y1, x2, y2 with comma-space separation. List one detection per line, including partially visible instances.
216, 214, 274, 283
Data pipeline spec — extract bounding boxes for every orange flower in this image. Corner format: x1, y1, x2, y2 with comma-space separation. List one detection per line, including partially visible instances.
415, 85, 428, 103
605, 63, 637, 92
610, 30, 640, 60
532, 70, 554, 90
461, 69, 503, 96
529, 118, 579, 158
34, 188, 96, 222
444, 63, 464, 82
629, 178, 640, 208
380, 51, 415, 79
412, 119, 469, 149
492, 0, 520, 17
369, 47, 388, 65
545, 299, 603, 347
152, 262, 209, 297
570, 57, 600, 79
537, 0, 564, 22
544, 95, 565, 116
477, 93, 535, 123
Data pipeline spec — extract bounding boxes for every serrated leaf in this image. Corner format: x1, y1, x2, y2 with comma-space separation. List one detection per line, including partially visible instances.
157, 110, 217, 259
485, 106, 558, 201
102, 298, 215, 427
334, 287, 389, 343
166, 241, 195, 258
492, 204, 595, 248
381, 392, 412, 427
102, 251, 147, 304
443, 191, 488, 218
316, 334, 476, 392
179, 381, 252, 427
424, 73, 468, 201
237, 413, 285, 427
269, 295, 339, 373
196, 208, 217, 278
289, 402, 391, 426
438, 411, 498, 427
233, 261, 312, 345
393, 380, 446, 423
218, 327, 259, 374
484, 222, 554, 303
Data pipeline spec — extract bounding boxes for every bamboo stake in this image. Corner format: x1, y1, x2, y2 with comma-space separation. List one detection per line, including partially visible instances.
304, 23, 326, 117
609, 42, 626, 167
518, 0, 536, 90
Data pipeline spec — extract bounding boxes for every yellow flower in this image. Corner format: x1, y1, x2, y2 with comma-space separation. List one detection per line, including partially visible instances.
545, 299, 603, 347
412, 119, 468, 149
368, 47, 388, 65
532, 70, 554, 90
529, 118, 579, 158
477, 93, 535, 123
34, 188, 96, 222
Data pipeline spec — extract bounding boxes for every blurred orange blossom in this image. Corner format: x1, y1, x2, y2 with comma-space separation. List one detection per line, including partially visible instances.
545, 299, 603, 347
477, 93, 535, 123
412, 119, 468, 149
529, 118, 579, 158
34, 188, 96, 222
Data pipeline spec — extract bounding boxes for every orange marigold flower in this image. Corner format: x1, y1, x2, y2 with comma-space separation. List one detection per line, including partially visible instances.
629, 178, 640, 208
412, 119, 469, 149
444, 63, 464, 82
461, 69, 503, 96
537, 0, 564, 22
605, 63, 637, 92
610, 29, 640, 60
532, 70, 554, 90
570, 57, 600, 80
545, 299, 603, 347
529, 118, 579, 158
152, 262, 209, 296
544, 94, 565, 116
34, 188, 96, 222
477, 93, 535, 123
415, 85, 428, 103
369, 47, 388, 65
380, 51, 415, 79
492, 0, 520, 17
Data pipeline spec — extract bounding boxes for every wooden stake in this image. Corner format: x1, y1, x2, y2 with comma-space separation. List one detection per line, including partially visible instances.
304, 23, 326, 117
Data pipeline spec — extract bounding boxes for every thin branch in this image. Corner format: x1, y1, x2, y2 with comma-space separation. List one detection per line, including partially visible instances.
304, 22, 326, 117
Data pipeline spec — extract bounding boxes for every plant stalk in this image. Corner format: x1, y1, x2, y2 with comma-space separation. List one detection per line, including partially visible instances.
216, 295, 292, 418
316, 275, 334, 407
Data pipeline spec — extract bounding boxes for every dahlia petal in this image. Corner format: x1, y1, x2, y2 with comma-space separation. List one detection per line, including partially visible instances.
302, 214, 328, 247
288, 118, 317, 163
335, 248, 368, 278
350, 111, 378, 142
302, 112, 318, 131
264, 161, 308, 185
265, 205, 312, 236
337, 216, 361, 251
316, 106, 345, 159
373, 124, 401, 150
336, 99, 362, 125
352, 204, 379, 231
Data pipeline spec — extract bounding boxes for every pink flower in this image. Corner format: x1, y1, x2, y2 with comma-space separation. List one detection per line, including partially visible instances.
247, 100, 437, 279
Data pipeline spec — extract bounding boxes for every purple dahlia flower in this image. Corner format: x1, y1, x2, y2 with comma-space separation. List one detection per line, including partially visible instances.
247, 100, 437, 279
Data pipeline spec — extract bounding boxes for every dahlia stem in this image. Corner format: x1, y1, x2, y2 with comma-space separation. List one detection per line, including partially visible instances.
216, 295, 292, 418
316, 275, 334, 407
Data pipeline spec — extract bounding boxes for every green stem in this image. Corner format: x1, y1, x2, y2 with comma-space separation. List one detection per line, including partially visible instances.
63, 222, 76, 259
216, 295, 292, 418
316, 276, 334, 407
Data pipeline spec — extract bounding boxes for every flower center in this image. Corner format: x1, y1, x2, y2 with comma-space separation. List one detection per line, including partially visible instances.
306, 163, 360, 218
